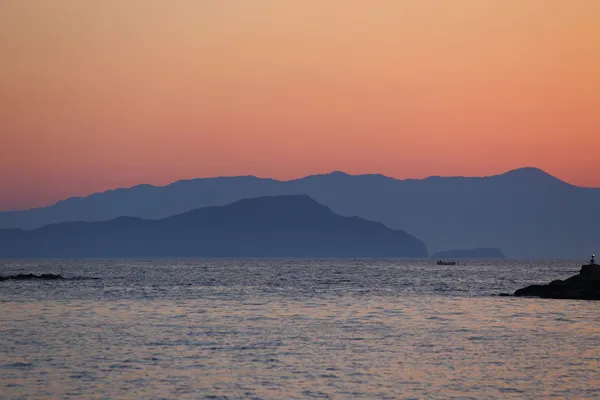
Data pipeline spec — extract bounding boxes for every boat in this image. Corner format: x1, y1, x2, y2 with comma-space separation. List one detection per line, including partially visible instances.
437, 260, 457, 266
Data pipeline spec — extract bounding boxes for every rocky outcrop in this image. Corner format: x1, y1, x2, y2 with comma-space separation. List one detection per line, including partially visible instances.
0, 273, 64, 282
513, 264, 600, 300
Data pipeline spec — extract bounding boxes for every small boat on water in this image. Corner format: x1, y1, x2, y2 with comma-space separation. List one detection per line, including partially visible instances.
437, 260, 457, 266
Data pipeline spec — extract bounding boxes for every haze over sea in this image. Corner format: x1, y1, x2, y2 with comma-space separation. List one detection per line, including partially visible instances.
1, 259, 599, 399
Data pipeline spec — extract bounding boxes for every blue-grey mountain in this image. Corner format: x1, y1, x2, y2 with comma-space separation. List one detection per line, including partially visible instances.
0, 195, 427, 258
1, 167, 598, 258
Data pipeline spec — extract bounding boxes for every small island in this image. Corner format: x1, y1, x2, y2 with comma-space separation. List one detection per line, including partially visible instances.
512, 255, 600, 300
433, 248, 506, 259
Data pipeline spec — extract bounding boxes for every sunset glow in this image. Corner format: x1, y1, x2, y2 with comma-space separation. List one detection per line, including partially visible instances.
1, 0, 599, 210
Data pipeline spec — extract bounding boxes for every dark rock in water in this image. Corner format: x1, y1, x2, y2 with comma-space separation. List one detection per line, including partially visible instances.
0, 273, 64, 281
580, 264, 600, 280
498, 293, 512, 297
513, 264, 600, 300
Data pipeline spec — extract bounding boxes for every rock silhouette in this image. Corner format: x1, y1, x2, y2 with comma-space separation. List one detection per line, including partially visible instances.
0, 273, 64, 281
513, 263, 600, 300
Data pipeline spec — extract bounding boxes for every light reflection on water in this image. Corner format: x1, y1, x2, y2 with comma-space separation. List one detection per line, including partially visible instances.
1, 259, 599, 399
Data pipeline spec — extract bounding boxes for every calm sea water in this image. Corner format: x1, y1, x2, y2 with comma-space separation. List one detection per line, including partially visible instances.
1, 259, 599, 399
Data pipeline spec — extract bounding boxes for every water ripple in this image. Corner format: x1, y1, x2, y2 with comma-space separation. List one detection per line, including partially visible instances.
0, 259, 599, 399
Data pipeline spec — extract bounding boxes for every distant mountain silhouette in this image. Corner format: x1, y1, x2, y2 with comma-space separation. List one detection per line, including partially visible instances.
0, 195, 427, 258
1, 167, 598, 258
432, 248, 506, 259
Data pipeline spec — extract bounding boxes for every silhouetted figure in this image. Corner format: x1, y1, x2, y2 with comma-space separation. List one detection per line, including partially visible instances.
591, 254, 596, 265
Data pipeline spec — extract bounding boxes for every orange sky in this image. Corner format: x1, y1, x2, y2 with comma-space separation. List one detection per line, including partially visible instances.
1, 0, 599, 210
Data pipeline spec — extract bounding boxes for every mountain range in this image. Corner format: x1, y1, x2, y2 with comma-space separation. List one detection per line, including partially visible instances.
0, 167, 598, 258
0, 195, 426, 258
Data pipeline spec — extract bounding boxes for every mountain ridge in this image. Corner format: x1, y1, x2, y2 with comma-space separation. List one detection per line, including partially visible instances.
8, 167, 574, 212
0, 195, 427, 258
1, 167, 598, 259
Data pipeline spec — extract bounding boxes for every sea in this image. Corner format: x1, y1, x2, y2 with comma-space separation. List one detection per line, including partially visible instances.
1, 259, 599, 399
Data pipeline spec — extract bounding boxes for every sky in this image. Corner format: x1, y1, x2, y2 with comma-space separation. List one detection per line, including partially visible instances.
1, 0, 599, 211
